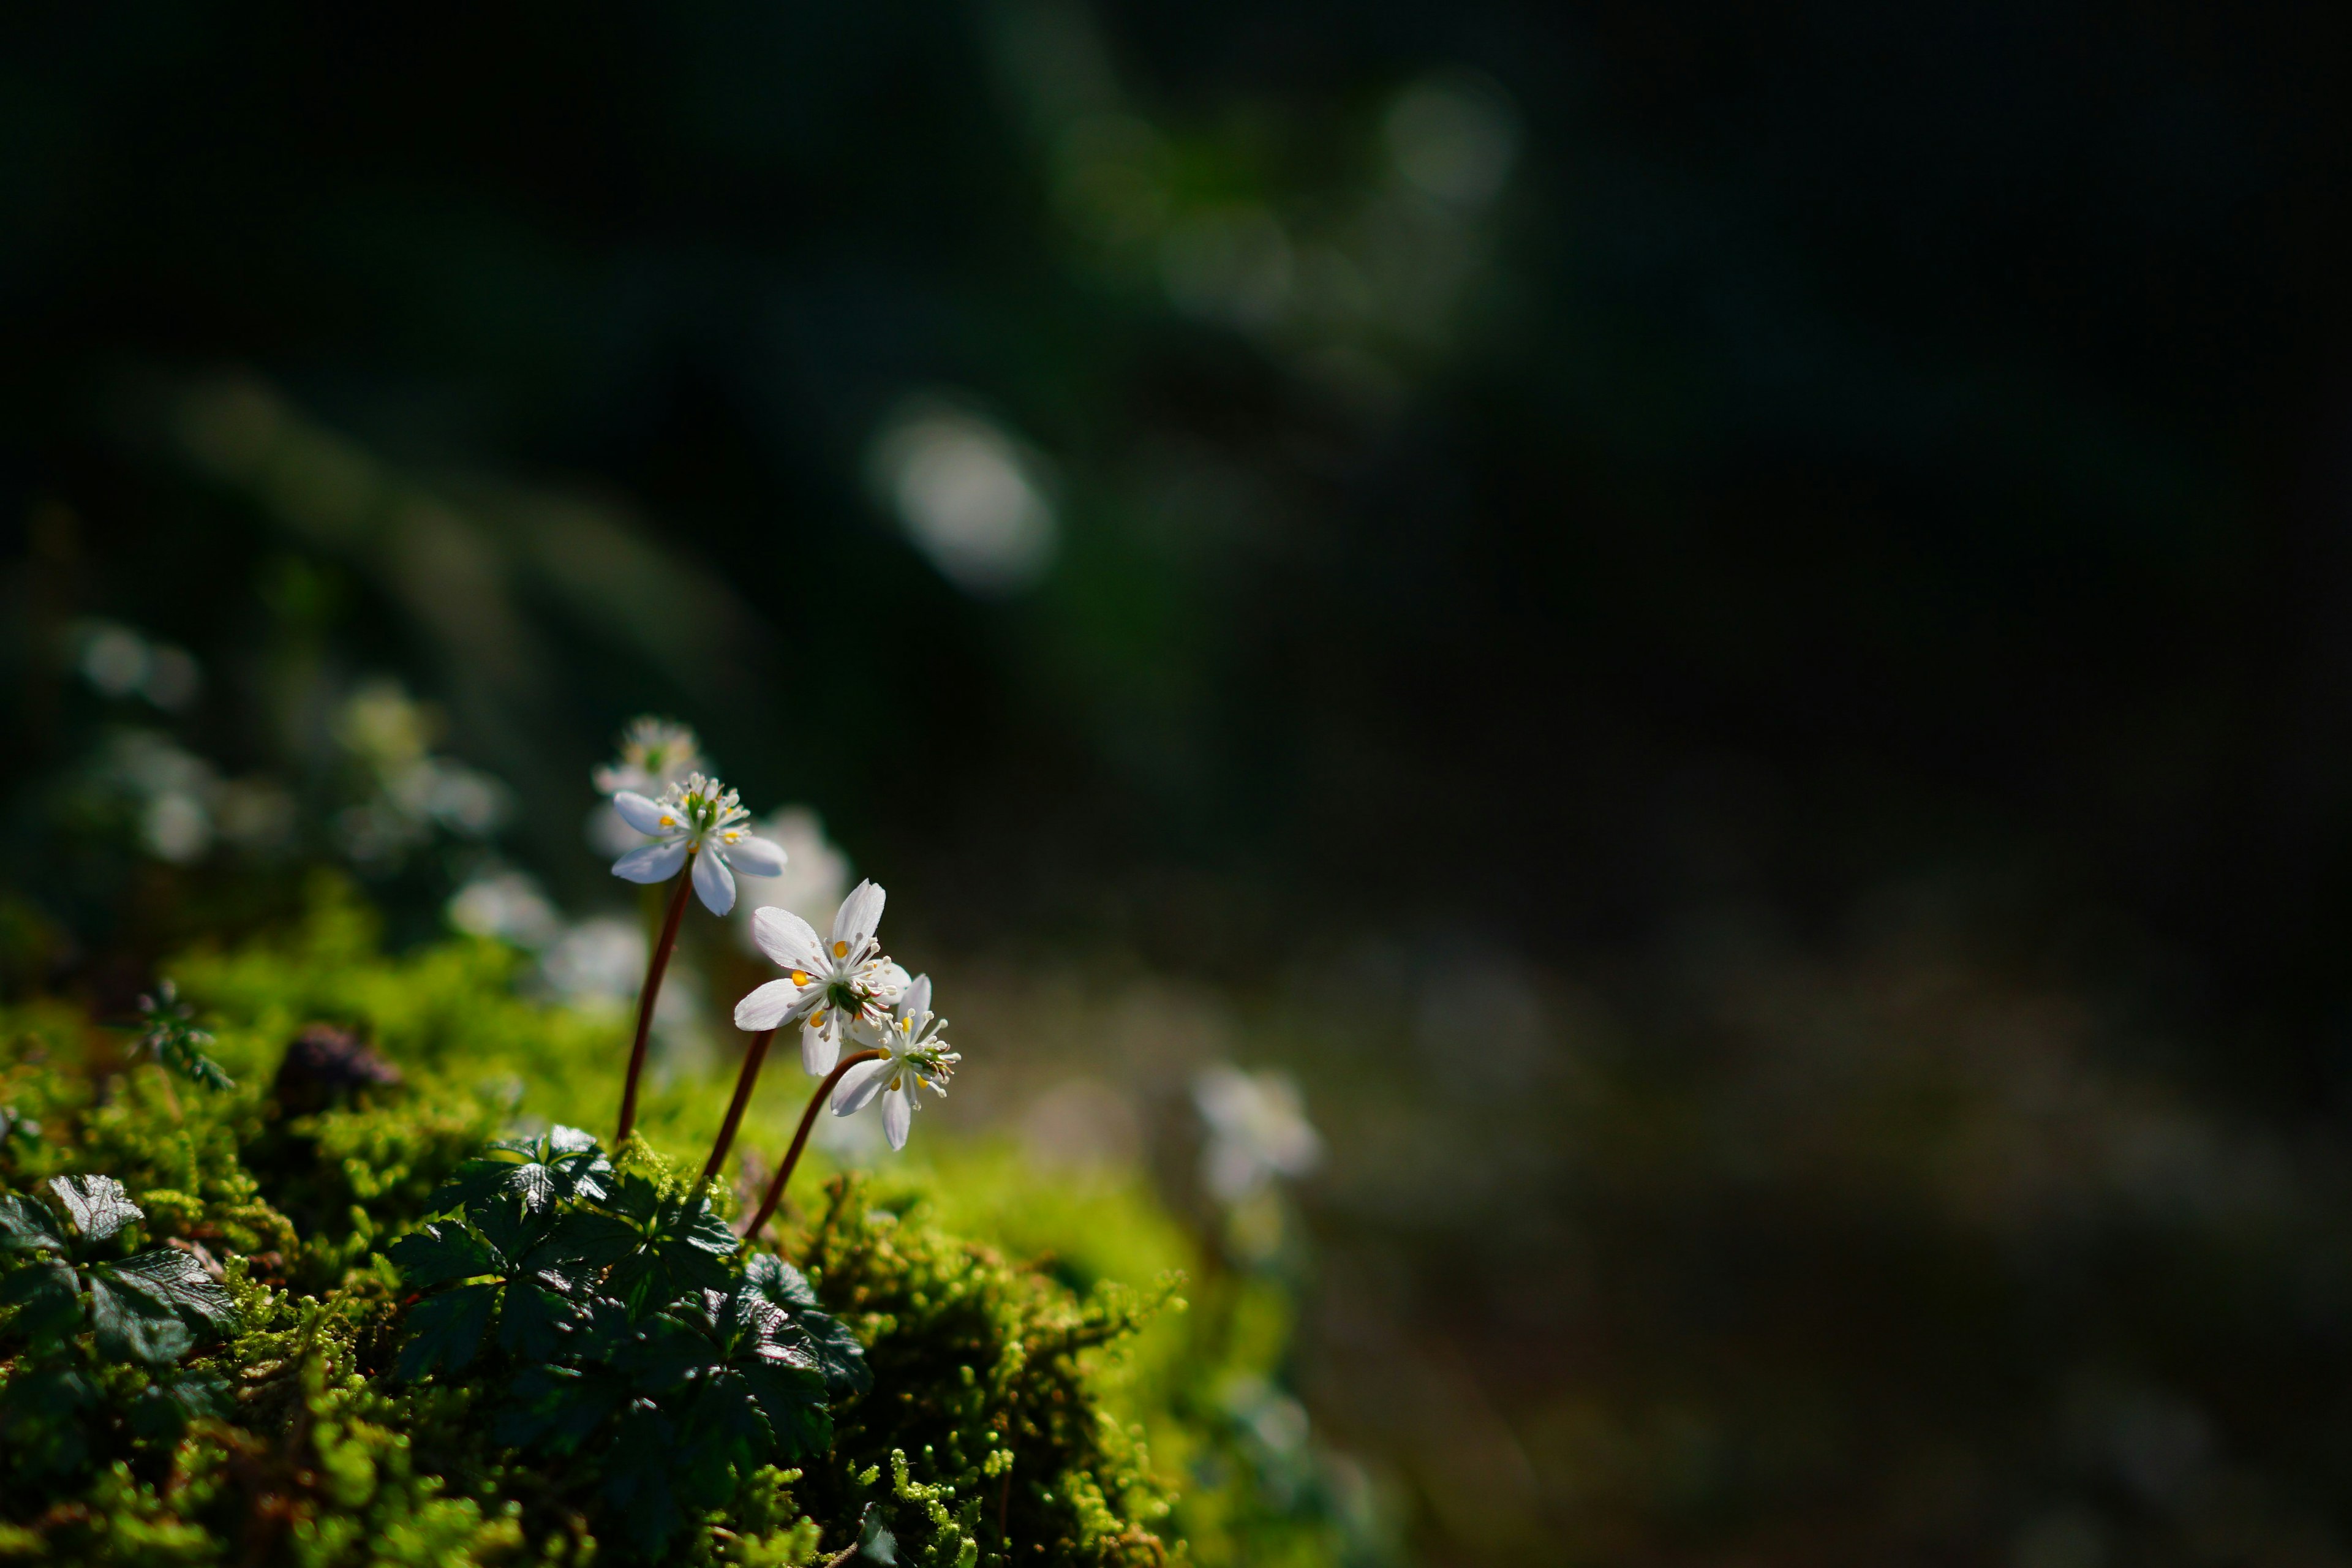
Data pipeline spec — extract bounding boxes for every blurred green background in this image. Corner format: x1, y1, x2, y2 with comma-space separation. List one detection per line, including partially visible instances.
9, 2, 2352, 1563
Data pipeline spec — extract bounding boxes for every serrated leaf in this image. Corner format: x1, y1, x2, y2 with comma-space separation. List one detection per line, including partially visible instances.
0, 1256, 84, 1344
795, 1309, 872, 1397
497, 1275, 581, 1362
89, 1273, 195, 1364
472, 1196, 553, 1270
741, 1253, 820, 1311
0, 1363, 96, 1480
128, 1370, 228, 1442
602, 1402, 687, 1558
46, 1175, 141, 1244
385, 1221, 497, 1289
497, 1362, 631, 1455
744, 1360, 832, 1459
537, 1207, 640, 1271
599, 1182, 737, 1317
606, 1311, 714, 1393
0, 1194, 65, 1254
395, 1282, 499, 1381
100, 1248, 239, 1336
448, 1126, 614, 1215
742, 1253, 870, 1395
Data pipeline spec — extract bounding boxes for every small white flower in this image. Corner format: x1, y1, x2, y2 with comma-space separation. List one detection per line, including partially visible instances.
609, 772, 787, 916
733, 880, 907, 1072
832, 974, 959, 1150
593, 717, 704, 797
1193, 1065, 1322, 1203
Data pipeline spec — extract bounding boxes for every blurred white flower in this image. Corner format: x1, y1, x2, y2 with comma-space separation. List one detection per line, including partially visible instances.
539, 918, 646, 1008
448, 870, 562, 949
587, 717, 706, 855
593, 716, 704, 797
729, 807, 850, 949
608, 772, 786, 916
833, 974, 959, 1151
72, 620, 203, 712
1193, 1065, 1323, 1202
734, 879, 907, 1074
869, 398, 1057, 595
330, 680, 511, 864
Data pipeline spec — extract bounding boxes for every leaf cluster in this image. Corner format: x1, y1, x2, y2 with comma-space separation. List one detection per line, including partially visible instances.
136, 978, 235, 1093
386, 1129, 868, 1559
0, 1175, 240, 1487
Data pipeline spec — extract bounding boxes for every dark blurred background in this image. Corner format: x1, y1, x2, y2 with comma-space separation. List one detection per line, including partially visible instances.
9, 2, 2352, 1563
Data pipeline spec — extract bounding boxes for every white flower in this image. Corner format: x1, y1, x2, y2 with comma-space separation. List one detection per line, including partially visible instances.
609, 772, 787, 916
1193, 1065, 1322, 1202
728, 807, 850, 952
733, 880, 907, 1073
831, 974, 959, 1150
593, 717, 704, 797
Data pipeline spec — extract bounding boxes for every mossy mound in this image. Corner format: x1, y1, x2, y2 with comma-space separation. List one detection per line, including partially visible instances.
0, 891, 1322, 1566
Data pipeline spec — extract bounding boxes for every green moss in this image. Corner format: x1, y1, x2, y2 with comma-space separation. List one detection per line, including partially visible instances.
0, 889, 1346, 1566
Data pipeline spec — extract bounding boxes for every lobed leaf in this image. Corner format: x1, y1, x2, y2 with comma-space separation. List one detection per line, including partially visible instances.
89, 1273, 196, 1364
0, 1256, 83, 1344
100, 1247, 241, 1336
47, 1175, 141, 1245
0, 1193, 65, 1254
385, 1219, 499, 1289
395, 1281, 499, 1381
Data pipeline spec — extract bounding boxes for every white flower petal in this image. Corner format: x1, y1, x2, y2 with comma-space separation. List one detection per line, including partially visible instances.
900, 973, 932, 1019
832, 879, 886, 950
801, 1021, 840, 1076
612, 839, 690, 884
726, 834, 788, 877
612, 791, 671, 834
832, 1057, 892, 1115
692, 847, 736, 914
751, 907, 826, 972
882, 1084, 912, 1150
733, 978, 802, 1032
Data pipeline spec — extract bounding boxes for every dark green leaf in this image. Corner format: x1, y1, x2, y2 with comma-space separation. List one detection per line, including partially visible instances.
744, 1360, 833, 1460
0, 1256, 83, 1344
742, 1252, 870, 1395
128, 1371, 228, 1442
100, 1248, 238, 1336
741, 1252, 818, 1311
396, 1282, 499, 1381
599, 1178, 736, 1317
444, 1125, 613, 1215
472, 1196, 553, 1271
386, 1220, 498, 1288
496, 1362, 630, 1455
89, 1273, 195, 1364
46, 1175, 141, 1245
497, 1274, 580, 1362
0, 1363, 96, 1480
606, 1311, 713, 1395
537, 1207, 639, 1272
601, 1403, 687, 1558
0, 1194, 64, 1254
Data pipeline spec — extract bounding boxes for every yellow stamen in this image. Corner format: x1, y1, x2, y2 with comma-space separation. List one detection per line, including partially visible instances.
790, 970, 808, 986
832, 940, 848, 957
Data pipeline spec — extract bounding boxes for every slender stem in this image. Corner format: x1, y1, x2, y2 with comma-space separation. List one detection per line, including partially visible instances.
740, 1047, 884, 1242
699, 1028, 776, 1188
616, 861, 696, 1146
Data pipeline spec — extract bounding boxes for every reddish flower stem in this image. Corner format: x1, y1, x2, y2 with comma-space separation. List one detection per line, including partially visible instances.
700, 1027, 776, 1188
740, 1047, 885, 1242
616, 861, 695, 1146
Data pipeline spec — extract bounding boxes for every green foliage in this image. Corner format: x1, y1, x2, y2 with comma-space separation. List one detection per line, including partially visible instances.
0, 1175, 240, 1496
135, 979, 236, 1093
0, 897, 1324, 1566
